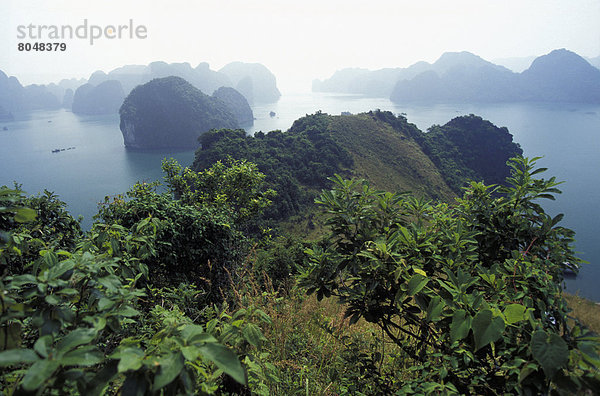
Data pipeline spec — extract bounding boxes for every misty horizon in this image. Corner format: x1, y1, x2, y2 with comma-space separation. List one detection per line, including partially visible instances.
4, 48, 600, 96
2, 0, 599, 93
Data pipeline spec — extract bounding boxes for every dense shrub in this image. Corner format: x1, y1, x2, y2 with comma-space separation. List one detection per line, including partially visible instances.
253, 235, 307, 290
0, 186, 81, 276
0, 184, 268, 394
0, 200, 248, 394
2, 152, 599, 394
300, 157, 600, 394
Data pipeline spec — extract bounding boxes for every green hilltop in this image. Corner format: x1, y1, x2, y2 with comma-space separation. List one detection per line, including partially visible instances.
192, 110, 521, 226
324, 111, 454, 200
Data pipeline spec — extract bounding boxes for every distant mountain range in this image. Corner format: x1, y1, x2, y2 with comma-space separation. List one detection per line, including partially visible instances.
493, 54, 600, 73
0, 70, 62, 114
314, 49, 600, 103
0, 61, 281, 116
86, 61, 280, 106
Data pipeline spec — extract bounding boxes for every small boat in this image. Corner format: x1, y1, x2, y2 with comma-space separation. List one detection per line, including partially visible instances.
52, 146, 76, 153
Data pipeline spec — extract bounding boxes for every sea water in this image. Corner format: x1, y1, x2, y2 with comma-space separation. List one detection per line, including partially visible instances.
1, 93, 598, 300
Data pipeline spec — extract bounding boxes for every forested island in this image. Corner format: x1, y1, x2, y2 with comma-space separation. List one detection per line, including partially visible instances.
193, 111, 521, 224
119, 76, 245, 150
212, 86, 254, 126
2, 107, 599, 394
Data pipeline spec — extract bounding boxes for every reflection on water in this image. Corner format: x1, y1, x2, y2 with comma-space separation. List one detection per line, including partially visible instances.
0, 94, 598, 300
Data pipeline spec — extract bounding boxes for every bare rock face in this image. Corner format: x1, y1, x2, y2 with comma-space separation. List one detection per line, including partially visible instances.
119, 76, 239, 150
120, 118, 138, 148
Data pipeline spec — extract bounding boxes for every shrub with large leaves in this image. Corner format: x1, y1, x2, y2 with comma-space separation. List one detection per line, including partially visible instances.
0, 187, 37, 244
0, 213, 247, 394
0, 187, 78, 275
300, 157, 600, 394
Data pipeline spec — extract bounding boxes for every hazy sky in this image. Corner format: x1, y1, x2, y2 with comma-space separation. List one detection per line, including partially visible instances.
1, 0, 599, 92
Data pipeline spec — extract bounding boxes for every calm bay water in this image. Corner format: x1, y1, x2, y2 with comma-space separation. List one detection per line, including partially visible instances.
1, 93, 598, 300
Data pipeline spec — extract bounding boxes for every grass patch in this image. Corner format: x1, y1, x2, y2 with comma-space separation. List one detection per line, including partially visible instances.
565, 292, 600, 334
329, 113, 455, 202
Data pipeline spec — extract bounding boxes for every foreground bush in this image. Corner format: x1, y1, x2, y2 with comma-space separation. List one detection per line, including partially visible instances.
300, 157, 600, 394
96, 158, 274, 302
0, 195, 247, 394
0, 187, 81, 276
2, 155, 599, 395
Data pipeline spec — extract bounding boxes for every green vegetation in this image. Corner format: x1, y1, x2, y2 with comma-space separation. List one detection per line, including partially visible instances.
193, 112, 354, 221
1, 111, 599, 394
300, 157, 598, 393
0, 159, 271, 394
212, 86, 254, 126
327, 111, 455, 200
564, 294, 600, 335
421, 114, 523, 193
192, 111, 522, 236
1, 188, 81, 275
193, 111, 459, 226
